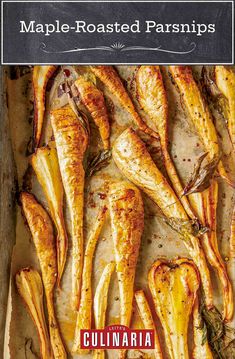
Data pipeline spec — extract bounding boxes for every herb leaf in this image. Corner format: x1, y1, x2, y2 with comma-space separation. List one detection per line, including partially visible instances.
183, 153, 219, 195
163, 217, 208, 237
200, 299, 235, 358
61, 67, 90, 137
86, 150, 112, 178
201, 66, 221, 98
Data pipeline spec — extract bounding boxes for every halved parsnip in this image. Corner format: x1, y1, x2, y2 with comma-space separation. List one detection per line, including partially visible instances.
73, 206, 108, 354
33, 66, 57, 149
21, 192, 67, 359
112, 128, 213, 309
90, 65, 158, 139
169, 65, 234, 188
109, 181, 144, 327
51, 105, 88, 310
202, 181, 233, 321
188, 182, 234, 321
31, 143, 68, 286
136, 65, 195, 219
148, 258, 200, 359
93, 261, 116, 359
135, 290, 163, 359
16, 268, 53, 359
109, 181, 144, 359
215, 66, 235, 148
230, 206, 235, 258
75, 76, 110, 149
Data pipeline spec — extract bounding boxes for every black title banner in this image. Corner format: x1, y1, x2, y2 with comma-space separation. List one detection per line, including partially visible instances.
1, 1, 234, 64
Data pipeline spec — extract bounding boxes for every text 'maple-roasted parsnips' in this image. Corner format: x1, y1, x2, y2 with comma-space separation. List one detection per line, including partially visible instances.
90, 65, 158, 139
73, 206, 108, 354
21, 192, 67, 359
112, 127, 213, 309
93, 261, 116, 359
135, 290, 163, 359
136, 65, 195, 219
109, 181, 144, 359
51, 105, 88, 310
33, 65, 58, 149
148, 258, 200, 359
169, 65, 234, 188
75, 76, 110, 149
15, 268, 54, 359
31, 143, 68, 286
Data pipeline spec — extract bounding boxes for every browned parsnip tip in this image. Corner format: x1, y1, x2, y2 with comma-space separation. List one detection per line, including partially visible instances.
31, 144, 68, 286
51, 105, 88, 310
75, 76, 110, 149
135, 290, 163, 359
149, 258, 200, 359
16, 268, 53, 359
73, 205, 108, 354
112, 128, 213, 310
90, 65, 158, 139
109, 181, 144, 359
33, 66, 57, 149
21, 192, 67, 359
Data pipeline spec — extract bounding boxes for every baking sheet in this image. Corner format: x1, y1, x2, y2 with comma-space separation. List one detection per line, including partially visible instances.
4, 66, 235, 358
0, 68, 16, 358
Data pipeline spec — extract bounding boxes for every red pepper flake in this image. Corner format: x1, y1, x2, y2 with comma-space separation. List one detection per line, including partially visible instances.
63, 69, 71, 77
98, 192, 107, 200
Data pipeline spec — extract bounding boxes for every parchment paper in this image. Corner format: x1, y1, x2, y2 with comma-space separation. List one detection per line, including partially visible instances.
4, 66, 235, 359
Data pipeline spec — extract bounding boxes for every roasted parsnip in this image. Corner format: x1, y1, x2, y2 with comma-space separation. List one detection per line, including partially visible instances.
148, 258, 200, 359
230, 206, 235, 258
93, 261, 116, 359
90, 65, 158, 138
21, 192, 67, 359
135, 290, 163, 359
201, 181, 233, 321
137, 66, 234, 319
51, 105, 88, 310
136, 65, 195, 218
15, 268, 53, 359
169, 65, 234, 188
215, 66, 235, 148
192, 296, 213, 359
75, 76, 110, 149
113, 128, 213, 309
31, 144, 68, 286
33, 66, 57, 148
73, 206, 108, 354
109, 181, 144, 327
109, 181, 144, 359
